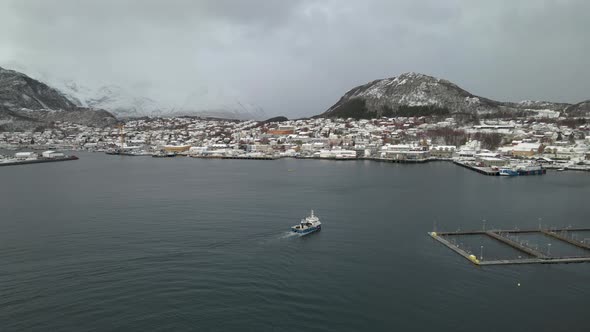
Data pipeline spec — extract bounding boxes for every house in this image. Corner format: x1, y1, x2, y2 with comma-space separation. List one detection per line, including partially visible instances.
318, 149, 357, 159
544, 146, 574, 160
268, 125, 295, 135
380, 144, 429, 161
430, 146, 456, 158
41, 151, 65, 159
511, 142, 542, 158
478, 157, 508, 167
15, 152, 37, 159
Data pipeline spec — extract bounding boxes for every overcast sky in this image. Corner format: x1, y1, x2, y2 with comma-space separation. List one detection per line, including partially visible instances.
1, 0, 589, 117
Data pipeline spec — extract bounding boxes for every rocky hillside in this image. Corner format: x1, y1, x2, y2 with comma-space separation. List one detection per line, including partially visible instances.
564, 100, 590, 117
320, 72, 574, 119
0, 66, 116, 131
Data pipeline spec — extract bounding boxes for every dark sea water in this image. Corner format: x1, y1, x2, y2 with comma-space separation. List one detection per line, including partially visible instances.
1, 152, 590, 331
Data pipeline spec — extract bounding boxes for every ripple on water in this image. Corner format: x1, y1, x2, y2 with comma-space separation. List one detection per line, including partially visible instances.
2, 154, 590, 331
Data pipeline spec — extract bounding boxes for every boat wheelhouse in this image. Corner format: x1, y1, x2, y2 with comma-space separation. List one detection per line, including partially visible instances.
291, 210, 322, 235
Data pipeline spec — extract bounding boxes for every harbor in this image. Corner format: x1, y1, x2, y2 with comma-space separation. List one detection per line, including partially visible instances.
2, 114, 588, 174
453, 159, 547, 176
3, 147, 590, 331
430, 227, 590, 266
453, 160, 500, 176
190, 155, 278, 160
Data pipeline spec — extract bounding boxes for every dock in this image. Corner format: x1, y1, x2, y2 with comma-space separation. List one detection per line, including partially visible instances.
484, 231, 548, 258
362, 157, 431, 164
430, 227, 590, 266
0, 155, 79, 167
453, 160, 499, 176
453, 160, 546, 176
541, 230, 590, 250
190, 155, 278, 160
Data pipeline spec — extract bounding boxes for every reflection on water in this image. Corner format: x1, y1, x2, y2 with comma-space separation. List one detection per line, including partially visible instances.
1, 153, 590, 331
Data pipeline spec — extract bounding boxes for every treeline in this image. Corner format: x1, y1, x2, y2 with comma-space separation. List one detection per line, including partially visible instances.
396, 105, 450, 117
472, 132, 504, 150
479, 110, 531, 119
558, 117, 587, 128
425, 128, 504, 150
517, 117, 587, 129
330, 100, 451, 119
425, 128, 468, 147
330, 99, 371, 119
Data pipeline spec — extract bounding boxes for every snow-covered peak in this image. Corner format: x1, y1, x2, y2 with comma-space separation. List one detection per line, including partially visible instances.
2, 63, 267, 120
518, 100, 553, 107
350, 72, 450, 104
86, 85, 165, 117
324, 72, 495, 117
398, 72, 429, 80
173, 86, 267, 120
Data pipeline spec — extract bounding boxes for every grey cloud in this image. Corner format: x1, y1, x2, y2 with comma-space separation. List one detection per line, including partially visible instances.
1, 0, 589, 117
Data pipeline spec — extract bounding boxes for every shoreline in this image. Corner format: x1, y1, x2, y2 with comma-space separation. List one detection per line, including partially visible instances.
2, 145, 589, 173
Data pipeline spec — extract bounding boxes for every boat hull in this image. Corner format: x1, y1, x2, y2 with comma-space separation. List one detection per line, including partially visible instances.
291, 225, 321, 235
499, 169, 518, 176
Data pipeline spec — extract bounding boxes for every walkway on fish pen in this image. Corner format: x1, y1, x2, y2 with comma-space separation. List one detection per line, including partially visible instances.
429, 227, 590, 266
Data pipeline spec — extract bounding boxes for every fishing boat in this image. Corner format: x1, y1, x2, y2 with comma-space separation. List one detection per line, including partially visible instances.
105, 148, 121, 155
291, 210, 322, 235
499, 168, 518, 176
152, 150, 167, 158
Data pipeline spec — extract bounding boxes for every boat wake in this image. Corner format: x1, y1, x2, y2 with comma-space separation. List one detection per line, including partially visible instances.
280, 231, 299, 239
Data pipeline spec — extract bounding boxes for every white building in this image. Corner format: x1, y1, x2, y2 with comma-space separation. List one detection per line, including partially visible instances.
15, 152, 37, 159
42, 151, 65, 158
318, 149, 357, 159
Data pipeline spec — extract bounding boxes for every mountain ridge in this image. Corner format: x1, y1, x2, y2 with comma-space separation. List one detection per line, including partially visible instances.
319, 72, 577, 119
2, 64, 268, 120
0, 66, 117, 131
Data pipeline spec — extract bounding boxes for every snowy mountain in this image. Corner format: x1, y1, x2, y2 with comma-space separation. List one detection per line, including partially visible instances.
320, 72, 573, 119
169, 86, 267, 120
52, 80, 267, 120
0, 66, 116, 131
0, 63, 267, 120
512, 100, 570, 110
64, 84, 165, 118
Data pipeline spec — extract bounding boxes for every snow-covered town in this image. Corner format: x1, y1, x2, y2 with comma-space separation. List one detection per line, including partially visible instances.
1, 116, 589, 173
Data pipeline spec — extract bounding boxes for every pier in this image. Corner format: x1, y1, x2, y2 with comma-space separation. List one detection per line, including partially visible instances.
541, 230, 590, 250
453, 160, 499, 176
453, 160, 546, 176
0, 155, 79, 167
430, 227, 590, 266
362, 157, 431, 164
484, 231, 548, 258
190, 155, 278, 160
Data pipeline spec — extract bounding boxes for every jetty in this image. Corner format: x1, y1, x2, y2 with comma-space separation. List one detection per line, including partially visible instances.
541, 230, 590, 250
453, 160, 499, 176
0, 155, 79, 167
430, 227, 590, 266
190, 155, 277, 160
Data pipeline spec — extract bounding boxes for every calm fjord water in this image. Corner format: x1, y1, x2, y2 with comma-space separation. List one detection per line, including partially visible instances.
1, 153, 590, 331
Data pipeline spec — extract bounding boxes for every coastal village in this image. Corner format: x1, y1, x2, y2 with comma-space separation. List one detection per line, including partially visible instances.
1, 115, 589, 174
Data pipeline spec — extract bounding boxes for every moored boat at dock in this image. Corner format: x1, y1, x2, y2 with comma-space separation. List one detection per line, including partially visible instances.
516, 164, 546, 175
499, 168, 518, 176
